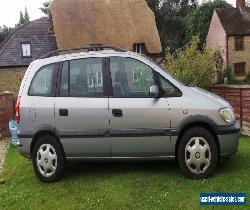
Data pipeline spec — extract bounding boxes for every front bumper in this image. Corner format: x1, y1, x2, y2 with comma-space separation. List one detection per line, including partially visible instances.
217, 121, 241, 157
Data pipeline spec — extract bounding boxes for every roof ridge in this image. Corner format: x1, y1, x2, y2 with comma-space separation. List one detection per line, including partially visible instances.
0, 17, 48, 52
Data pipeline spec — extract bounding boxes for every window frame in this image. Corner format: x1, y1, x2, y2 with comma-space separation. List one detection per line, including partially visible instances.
155, 72, 183, 98
28, 63, 59, 97
234, 62, 246, 76
21, 42, 32, 58
57, 57, 109, 98
107, 56, 182, 98
235, 36, 244, 51
132, 43, 143, 54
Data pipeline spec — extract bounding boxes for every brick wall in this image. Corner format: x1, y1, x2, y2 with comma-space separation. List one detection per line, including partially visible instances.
0, 93, 15, 138
210, 85, 250, 136
0, 67, 26, 95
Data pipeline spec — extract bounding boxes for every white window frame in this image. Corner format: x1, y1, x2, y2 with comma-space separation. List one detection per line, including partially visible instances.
22, 43, 31, 57
88, 72, 103, 88
133, 43, 143, 54
133, 67, 143, 82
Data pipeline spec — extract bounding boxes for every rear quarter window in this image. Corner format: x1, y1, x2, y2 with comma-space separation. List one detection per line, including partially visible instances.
28, 64, 56, 96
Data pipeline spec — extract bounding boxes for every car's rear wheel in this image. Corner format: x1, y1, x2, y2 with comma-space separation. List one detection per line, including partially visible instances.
178, 126, 218, 179
32, 135, 65, 183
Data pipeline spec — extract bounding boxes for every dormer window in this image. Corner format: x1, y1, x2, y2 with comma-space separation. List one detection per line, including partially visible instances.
22, 43, 31, 57
235, 36, 244, 51
133, 43, 144, 54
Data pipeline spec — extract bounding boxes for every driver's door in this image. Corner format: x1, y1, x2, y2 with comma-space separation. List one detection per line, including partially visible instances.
108, 57, 172, 157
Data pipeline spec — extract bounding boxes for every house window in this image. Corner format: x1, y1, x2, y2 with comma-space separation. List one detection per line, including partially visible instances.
133, 43, 143, 54
234, 62, 246, 76
22, 43, 31, 57
88, 72, 103, 88
133, 67, 143, 82
235, 37, 244, 51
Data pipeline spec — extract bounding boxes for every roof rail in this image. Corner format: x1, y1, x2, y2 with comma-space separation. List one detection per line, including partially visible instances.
38, 45, 127, 59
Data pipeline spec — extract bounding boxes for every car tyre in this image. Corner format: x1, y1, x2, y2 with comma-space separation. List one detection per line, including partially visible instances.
178, 126, 218, 179
32, 135, 65, 183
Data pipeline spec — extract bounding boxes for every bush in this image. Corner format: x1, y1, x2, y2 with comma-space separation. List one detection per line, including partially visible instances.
219, 67, 250, 85
165, 36, 221, 89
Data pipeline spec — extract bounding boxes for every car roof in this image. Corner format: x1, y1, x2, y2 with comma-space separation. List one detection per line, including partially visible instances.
31, 50, 143, 67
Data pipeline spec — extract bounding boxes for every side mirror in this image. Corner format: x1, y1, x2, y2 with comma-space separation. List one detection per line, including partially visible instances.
149, 85, 160, 98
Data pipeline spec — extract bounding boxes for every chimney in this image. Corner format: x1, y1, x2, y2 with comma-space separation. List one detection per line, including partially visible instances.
236, 0, 246, 12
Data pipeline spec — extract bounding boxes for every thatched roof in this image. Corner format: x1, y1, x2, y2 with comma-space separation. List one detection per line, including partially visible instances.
49, 0, 162, 54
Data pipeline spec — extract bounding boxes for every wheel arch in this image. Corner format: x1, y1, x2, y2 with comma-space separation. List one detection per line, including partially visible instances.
30, 130, 65, 157
174, 116, 220, 160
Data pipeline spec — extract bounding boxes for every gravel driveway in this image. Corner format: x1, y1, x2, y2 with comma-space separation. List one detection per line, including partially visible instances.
0, 138, 10, 172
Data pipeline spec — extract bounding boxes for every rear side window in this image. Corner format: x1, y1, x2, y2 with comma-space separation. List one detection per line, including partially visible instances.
60, 58, 104, 97
29, 64, 56, 96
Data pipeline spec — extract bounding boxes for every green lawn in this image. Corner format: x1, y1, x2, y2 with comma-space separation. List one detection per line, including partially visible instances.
0, 137, 250, 210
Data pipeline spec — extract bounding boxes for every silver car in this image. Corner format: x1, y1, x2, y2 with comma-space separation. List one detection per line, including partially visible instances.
16, 46, 240, 182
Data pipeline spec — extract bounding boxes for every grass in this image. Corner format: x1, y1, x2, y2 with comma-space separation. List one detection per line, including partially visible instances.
0, 137, 250, 210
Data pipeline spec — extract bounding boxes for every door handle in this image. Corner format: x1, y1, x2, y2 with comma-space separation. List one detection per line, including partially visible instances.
112, 109, 123, 118
59, 109, 68, 116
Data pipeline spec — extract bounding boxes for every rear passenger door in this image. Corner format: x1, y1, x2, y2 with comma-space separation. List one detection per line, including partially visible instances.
55, 57, 110, 158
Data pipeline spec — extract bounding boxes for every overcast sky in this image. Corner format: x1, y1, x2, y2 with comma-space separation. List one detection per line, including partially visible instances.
0, 0, 236, 27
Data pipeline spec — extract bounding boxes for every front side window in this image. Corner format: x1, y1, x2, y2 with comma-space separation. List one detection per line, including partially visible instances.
29, 64, 55, 96
60, 58, 104, 97
110, 57, 154, 97
22, 43, 31, 57
157, 74, 182, 97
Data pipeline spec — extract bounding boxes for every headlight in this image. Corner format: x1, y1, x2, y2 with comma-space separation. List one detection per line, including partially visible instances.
219, 108, 236, 123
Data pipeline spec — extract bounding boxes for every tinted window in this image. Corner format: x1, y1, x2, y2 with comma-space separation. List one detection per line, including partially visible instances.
158, 74, 182, 97
110, 57, 154, 97
29, 64, 55, 96
60, 58, 104, 97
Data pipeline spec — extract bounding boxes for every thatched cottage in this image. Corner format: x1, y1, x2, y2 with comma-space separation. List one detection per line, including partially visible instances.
0, 0, 161, 69
206, 0, 250, 80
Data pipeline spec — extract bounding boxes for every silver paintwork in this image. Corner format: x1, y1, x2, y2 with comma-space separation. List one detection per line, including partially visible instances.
17, 50, 240, 169
36, 144, 57, 178
149, 85, 160, 97
185, 137, 211, 174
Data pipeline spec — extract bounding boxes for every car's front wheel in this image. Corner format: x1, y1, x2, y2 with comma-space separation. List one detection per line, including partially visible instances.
32, 135, 65, 183
178, 126, 218, 179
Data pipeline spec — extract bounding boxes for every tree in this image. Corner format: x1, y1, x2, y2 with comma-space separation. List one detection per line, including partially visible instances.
19, 11, 25, 25
186, 0, 232, 49
165, 36, 221, 89
147, 0, 198, 53
0, 25, 11, 44
24, 6, 30, 22
17, 7, 30, 27
40, 1, 50, 15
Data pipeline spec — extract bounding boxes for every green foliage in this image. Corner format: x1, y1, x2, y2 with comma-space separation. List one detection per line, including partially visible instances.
24, 7, 30, 22
218, 67, 234, 84
149, 0, 198, 53
0, 26, 11, 44
17, 7, 30, 27
19, 11, 25, 25
218, 67, 250, 85
186, 0, 231, 48
165, 36, 221, 89
40, 1, 50, 15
